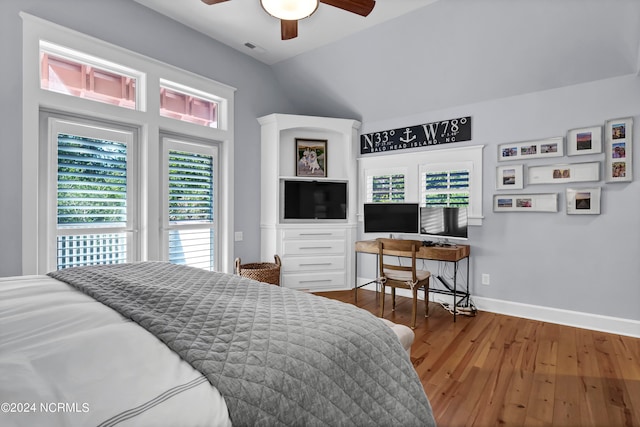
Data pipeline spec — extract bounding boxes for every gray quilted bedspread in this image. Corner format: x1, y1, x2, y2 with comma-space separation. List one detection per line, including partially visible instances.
49, 262, 436, 427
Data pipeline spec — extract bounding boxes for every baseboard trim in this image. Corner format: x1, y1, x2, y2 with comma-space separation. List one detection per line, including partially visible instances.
356, 277, 640, 338
473, 296, 640, 339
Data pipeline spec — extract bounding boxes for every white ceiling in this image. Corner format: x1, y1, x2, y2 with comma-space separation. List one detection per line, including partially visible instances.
133, 0, 439, 65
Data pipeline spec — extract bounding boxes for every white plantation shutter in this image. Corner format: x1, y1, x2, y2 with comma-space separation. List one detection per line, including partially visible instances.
366, 173, 405, 203
422, 169, 470, 207
55, 128, 134, 270
165, 141, 218, 271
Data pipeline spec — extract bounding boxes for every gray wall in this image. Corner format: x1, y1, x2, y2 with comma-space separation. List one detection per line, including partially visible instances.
0, 0, 294, 277
271, 0, 640, 322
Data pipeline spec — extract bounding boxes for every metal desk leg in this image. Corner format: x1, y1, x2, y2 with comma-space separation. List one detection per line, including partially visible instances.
453, 260, 458, 322
354, 251, 358, 304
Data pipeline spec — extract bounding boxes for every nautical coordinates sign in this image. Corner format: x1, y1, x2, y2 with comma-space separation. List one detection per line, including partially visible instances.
360, 116, 472, 154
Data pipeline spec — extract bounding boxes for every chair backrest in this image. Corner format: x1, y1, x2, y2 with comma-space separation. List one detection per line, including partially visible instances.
376, 238, 422, 283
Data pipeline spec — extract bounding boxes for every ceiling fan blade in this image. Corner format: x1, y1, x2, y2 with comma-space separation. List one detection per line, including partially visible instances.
319, 0, 375, 17
281, 20, 298, 40
201, 0, 230, 5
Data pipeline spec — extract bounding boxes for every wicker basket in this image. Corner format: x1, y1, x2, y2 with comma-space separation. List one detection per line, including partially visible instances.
234, 254, 281, 286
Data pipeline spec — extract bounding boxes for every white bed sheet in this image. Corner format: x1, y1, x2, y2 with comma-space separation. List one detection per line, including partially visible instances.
0, 275, 231, 427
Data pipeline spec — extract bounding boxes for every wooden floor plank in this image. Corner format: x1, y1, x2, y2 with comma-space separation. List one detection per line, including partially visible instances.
553, 325, 581, 426
575, 328, 615, 427
315, 289, 640, 427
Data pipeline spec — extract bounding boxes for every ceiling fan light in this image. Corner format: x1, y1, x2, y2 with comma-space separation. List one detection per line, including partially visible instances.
260, 0, 319, 21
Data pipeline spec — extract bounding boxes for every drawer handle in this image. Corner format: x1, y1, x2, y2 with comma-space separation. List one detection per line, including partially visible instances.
299, 263, 333, 267
299, 279, 332, 284
299, 232, 333, 236
300, 246, 332, 250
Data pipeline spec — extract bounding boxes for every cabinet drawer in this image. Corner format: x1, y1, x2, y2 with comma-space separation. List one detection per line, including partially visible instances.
282, 255, 345, 273
282, 228, 346, 240
282, 271, 347, 291
282, 240, 345, 256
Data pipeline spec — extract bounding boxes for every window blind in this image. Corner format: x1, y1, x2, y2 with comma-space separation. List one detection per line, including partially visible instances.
57, 134, 128, 225
366, 174, 405, 203
56, 133, 128, 269
423, 170, 470, 207
168, 149, 215, 270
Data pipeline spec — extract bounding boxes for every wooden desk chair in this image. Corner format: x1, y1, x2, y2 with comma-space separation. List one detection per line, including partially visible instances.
377, 238, 431, 329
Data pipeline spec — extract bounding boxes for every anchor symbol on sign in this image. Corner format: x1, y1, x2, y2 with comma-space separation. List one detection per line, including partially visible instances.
399, 128, 416, 143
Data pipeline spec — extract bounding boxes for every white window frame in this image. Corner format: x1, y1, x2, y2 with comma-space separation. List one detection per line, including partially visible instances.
161, 137, 219, 268
22, 13, 236, 274
358, 145, 484, 226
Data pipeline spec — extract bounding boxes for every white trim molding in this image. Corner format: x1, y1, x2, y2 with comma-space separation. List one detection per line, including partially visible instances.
473, 296, 640, 339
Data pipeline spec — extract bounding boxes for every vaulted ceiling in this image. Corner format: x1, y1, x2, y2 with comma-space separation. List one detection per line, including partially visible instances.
134, 0, 640, 123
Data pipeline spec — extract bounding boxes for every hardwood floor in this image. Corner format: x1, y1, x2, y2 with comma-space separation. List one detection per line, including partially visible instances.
315, 289, 640, 427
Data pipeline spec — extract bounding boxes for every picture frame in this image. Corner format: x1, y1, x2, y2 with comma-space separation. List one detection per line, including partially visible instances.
528, 161, 600, 185
496, 164, 524, 190
566, 126, 602, 156
604, 117, 633, 183
296, 138, 327, 177
566, 187, 601, 215
498, 137, 564, 161
493, 193, 558, 212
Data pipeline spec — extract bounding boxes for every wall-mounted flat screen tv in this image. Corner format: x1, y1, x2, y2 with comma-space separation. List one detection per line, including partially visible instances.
363, 203, 419, 233
420, 206, 468, 239
282, 180, 348, 220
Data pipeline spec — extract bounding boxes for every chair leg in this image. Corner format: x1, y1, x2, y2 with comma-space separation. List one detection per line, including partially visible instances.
424, 286, 429, 318
411, 288, 418, 329
379, 284, 385, 318
391, 287, 396, 311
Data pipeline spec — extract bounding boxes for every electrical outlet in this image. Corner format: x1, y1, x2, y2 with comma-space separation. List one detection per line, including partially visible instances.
482, 273, 490, 285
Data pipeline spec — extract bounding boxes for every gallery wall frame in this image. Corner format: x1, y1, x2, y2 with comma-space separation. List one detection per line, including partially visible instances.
566, 187, 601, 215
528, 161, 600, 185
604, 117, 633, 183
498, 136, 564, 161
566, 126, 602, 156
496, 164, 524, 190
296, 138, 327, 177
493, 193, 558, 212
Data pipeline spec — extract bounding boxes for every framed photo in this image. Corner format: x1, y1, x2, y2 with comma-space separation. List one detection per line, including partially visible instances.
296, 138, 327, 177
567, 126, 602, 156
496, 164, 524, 190
498, 137, 564, 161
493, 193, 558, 212
528, 161, 599, 185
604, 117, 633, 183
566, 187, 601, 215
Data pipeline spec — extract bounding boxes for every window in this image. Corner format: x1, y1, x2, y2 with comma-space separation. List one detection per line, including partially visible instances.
160, 80, 219, 128
422, 169, 470, 207
358, 145, 483, 225
163, 138, 218, 271
48, 119, 137, 271
40, 42, 141, 110
23, 15, 236, 275
367, 173, 405, 203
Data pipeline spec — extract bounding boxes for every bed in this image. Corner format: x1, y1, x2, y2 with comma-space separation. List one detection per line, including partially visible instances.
0, 262, 436, 426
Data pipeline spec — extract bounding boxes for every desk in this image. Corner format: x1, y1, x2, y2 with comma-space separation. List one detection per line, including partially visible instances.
354, 240, 471, 321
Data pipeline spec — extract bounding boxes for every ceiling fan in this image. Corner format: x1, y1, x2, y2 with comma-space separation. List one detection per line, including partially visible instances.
201, 0, 376, 40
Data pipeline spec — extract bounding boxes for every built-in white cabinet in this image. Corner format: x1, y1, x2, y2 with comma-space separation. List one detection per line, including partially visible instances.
257, 113, 361, 291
